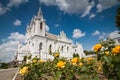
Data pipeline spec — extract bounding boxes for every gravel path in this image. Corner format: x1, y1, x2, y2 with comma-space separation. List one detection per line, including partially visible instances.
0, 68, 19, 80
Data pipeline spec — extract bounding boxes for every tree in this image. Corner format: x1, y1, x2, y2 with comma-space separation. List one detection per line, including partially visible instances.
84, 50, 95, 55
115, 7, 120, 30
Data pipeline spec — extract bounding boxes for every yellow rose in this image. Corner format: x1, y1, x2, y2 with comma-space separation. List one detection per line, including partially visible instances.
86, 57, 94, 64
98, 67, 101, 71
79, 62, 83, 67
87, 57, 93, 61
71, 57, 79, 65
57, 61, 65, 69
32, 59, 37, 63
112, 45, 120, 54
19, 67, 29, 76
116, 45, 120, 52
54, 53, 59, 57
93, 44, 102, 52
38, 59, 44, 63
105, 51, 109, 55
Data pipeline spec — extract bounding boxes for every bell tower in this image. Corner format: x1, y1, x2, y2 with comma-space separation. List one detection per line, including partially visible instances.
33, 7, 46, 37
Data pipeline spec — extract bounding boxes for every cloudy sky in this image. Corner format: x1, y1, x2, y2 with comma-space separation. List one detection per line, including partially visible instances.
0, 0, 119, 62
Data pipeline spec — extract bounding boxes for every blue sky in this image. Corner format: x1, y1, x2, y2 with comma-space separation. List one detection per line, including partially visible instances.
0, 0, 119, 62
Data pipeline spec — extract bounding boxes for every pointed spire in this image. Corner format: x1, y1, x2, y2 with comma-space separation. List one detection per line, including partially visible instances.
37, 7, 43, 17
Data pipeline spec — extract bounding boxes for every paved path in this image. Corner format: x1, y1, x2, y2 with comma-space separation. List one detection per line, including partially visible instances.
0, 68, 19, 80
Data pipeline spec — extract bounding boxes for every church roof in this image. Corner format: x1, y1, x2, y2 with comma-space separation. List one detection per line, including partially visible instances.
46, 33, 57, 40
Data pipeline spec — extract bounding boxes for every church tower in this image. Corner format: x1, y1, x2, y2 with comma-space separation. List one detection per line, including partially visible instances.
25, 7, 46, 41
34, 7, 46, 37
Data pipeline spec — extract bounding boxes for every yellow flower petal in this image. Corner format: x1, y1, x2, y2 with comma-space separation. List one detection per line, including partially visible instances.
112, 45, 120, 54
79, 62, 83, 67
38, 59, 44, 63
93, 44, 102, 52
71, 57, 79, 65
105, 51, 109, 55
32, 59, 37, 63
57, 61, 65, 69
19, 67, 29, 76
98, 67, 101, 71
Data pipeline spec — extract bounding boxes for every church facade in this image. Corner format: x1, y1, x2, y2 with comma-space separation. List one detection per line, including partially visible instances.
16, 8, 85, 62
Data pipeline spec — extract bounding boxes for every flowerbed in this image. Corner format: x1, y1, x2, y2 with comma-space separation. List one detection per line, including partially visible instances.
18, 39, 120, 80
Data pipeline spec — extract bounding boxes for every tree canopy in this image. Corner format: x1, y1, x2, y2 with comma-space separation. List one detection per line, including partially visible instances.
116, 7, 120, 30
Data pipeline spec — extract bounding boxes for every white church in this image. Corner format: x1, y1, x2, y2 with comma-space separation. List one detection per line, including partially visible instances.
16, 8, 85, 62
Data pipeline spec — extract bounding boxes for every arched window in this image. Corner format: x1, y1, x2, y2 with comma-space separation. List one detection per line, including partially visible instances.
75, 49, 76, 52
49, 44, 52, 50
39, 42, 42, 50
39, 42, 42, 59
61, 46, 63, 52
32, 43, 34, 46
49, 44, 52, 54
67, 46, 69, 52
40, 22, 43, 30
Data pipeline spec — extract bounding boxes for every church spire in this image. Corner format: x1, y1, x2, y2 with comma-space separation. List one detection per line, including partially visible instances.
37, 7, 43, 18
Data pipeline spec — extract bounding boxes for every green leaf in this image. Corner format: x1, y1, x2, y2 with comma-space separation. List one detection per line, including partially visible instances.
55, 71, 62, 79
81, 66, 87, 72
33, 73, 38, 79
103, 56, 111, 63
94, 75, 100, 80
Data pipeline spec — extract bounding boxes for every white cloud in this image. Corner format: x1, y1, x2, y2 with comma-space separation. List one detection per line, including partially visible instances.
73, 29, 85, 39
96, 4, 103, 12
96, 0, 119, 12
39, 0, 120, 18
0, 4, 9, 15
7, 0, 29, 7
109, 30, 120, 39
0, 0, 119, 17
0, 7, 6, 15
0, 32, 25, 62
99, 35, 104, 40
39, 0, 90, 16
55, 24, 59, 27
91, 30, 108, 40
45, 25, 49, 32
39, 0, 55, 6
92, 30, 100, 36
81, 1, 95, 18
99, 32, 107, 40
89, 14, 96, 19
0, 0, 29, 15
13, 19, 21, 26
8, 32, 25, 42
102, 32, 107, 36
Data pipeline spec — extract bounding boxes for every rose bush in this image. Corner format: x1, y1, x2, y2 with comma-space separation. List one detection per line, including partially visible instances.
19, 51, 100, 80
93, 38, 120, 79
18, 38, 120, 80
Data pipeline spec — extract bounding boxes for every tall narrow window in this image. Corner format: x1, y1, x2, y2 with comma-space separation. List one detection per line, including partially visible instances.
32, 43, 34, 46
49, 44, 52, 51
40, 22, 43, 30
39, 42, 42, 50
61, 46, 63, 52
49, 44, 52, 54
75, 49, 76, 52
67, 46, 69, 52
